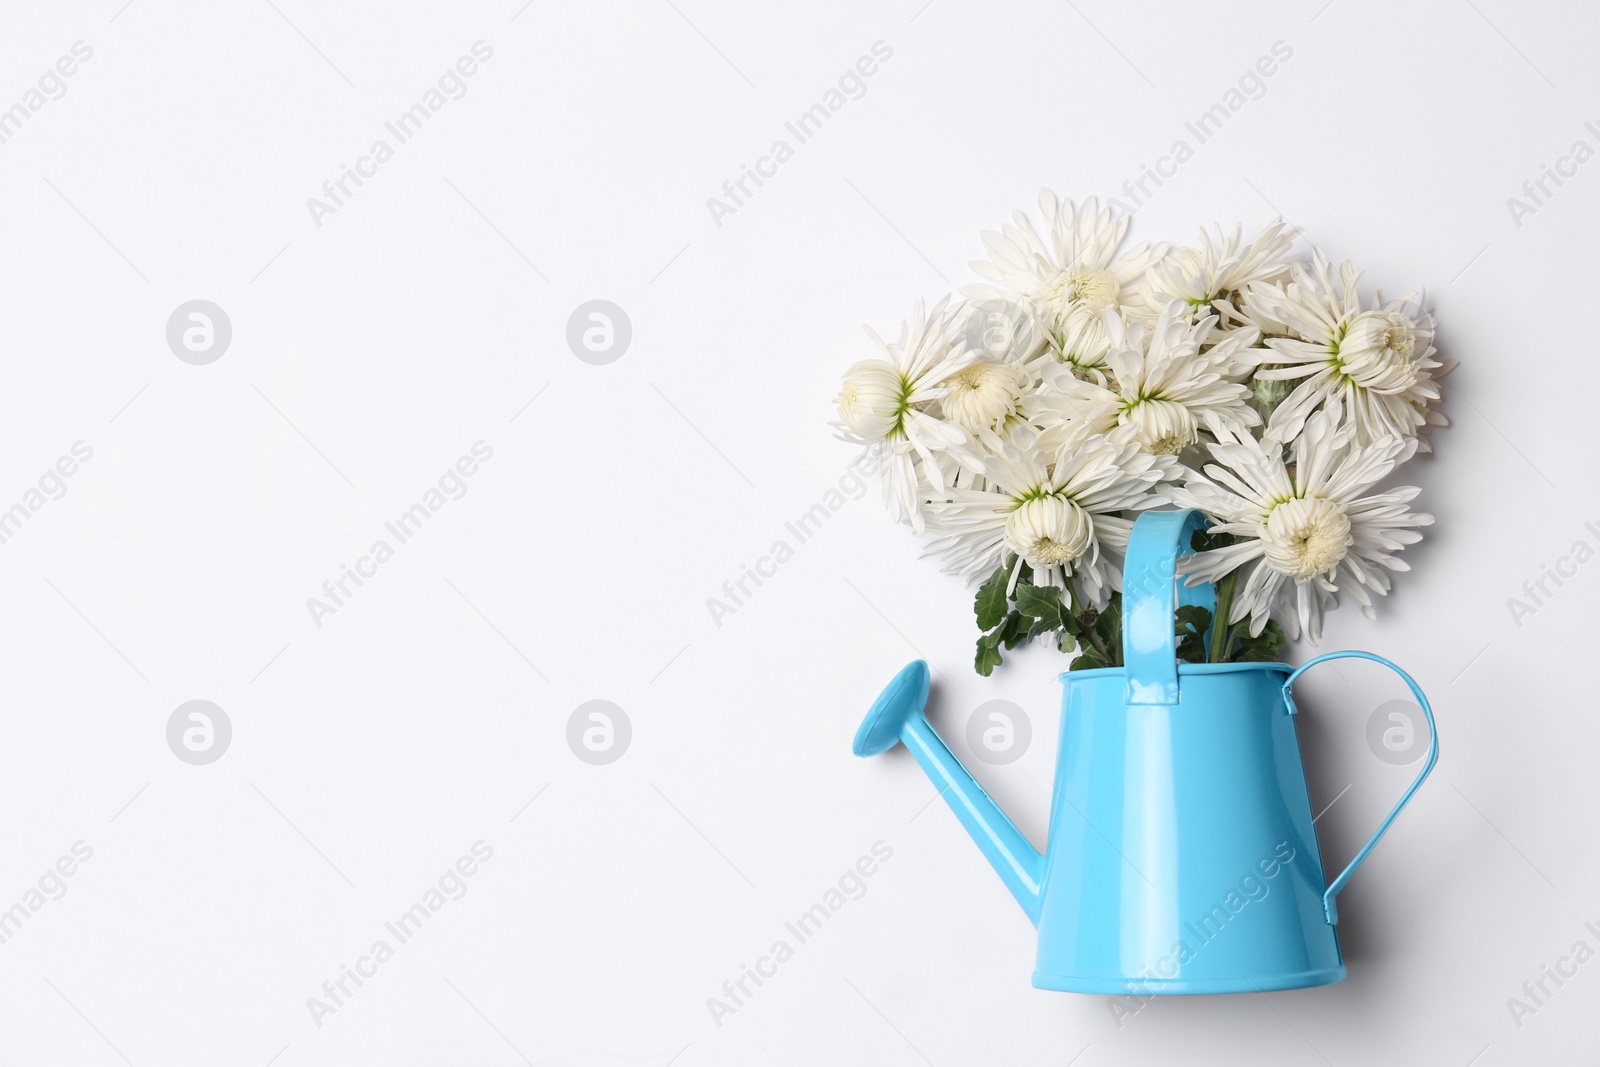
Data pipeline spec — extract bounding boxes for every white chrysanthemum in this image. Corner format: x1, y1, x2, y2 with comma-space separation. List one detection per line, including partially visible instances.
1169, 400, 1433, 642
834, 298, 985, 531
1026, 303, 1261, 455
963, 191, 1164, 380
1243, 251, 1446, 448
937, 357, 1032, 445
1141, 219, 1298, 334
1048, 310, 1118, 385
922, 420, 1179, 607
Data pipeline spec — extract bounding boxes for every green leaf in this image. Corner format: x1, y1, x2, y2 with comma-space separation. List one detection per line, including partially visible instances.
1094, 597, 1124, 667
1056, 605, 1083, 636
1027, 613, 1061, 640
974, 565, 1009, 631
1175, 604, 1213, 664
1235, 619, 1287, 662
1014, 584, 1065, 630
1000, 611, 1032, 650
975, 631, 1004, 676
1068, 652, 1105, 671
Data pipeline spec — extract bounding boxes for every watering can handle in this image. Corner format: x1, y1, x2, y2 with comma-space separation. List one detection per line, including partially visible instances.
1122, 508, 1216, 705
1282, 651, 1439, 925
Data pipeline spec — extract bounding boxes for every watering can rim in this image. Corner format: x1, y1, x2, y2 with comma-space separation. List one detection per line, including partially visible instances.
1058, 660, 1292, 683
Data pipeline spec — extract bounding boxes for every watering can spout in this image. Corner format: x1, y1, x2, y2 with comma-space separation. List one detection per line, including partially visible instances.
853, 661, 1045, 925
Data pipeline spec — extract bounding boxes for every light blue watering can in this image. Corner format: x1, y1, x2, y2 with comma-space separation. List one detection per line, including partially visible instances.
853, 508, 1438, 993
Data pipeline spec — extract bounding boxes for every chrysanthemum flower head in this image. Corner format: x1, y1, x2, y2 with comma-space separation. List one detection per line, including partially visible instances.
1243, 251, 1446, 449
1026, 302, 1261, 456
921, 420, 1179, 607
1141, 218, 1298, 336
963, 190, 1165, 379
833, 297, 987, 530
1170, 399, 1434, 642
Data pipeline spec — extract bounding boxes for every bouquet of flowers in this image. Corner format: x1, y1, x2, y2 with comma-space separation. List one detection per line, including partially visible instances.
833, 192, 1447, 675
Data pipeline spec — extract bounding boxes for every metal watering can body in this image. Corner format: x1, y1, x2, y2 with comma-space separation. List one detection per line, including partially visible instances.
854, 509, 1438, 994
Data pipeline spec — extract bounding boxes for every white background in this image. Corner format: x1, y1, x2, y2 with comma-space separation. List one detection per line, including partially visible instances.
0, 1, 1595, 1064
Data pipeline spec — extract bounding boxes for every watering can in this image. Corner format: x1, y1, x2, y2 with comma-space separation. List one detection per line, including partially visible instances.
853, 508, 1438, 993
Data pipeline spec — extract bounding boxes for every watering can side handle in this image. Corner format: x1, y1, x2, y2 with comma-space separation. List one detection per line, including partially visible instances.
1282, 650, 1439, 925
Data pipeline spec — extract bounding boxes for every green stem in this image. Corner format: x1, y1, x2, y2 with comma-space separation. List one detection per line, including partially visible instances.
1083, 624, 1111, 662
1208, 569, 1239, 663
1069, 589, 1112, 663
